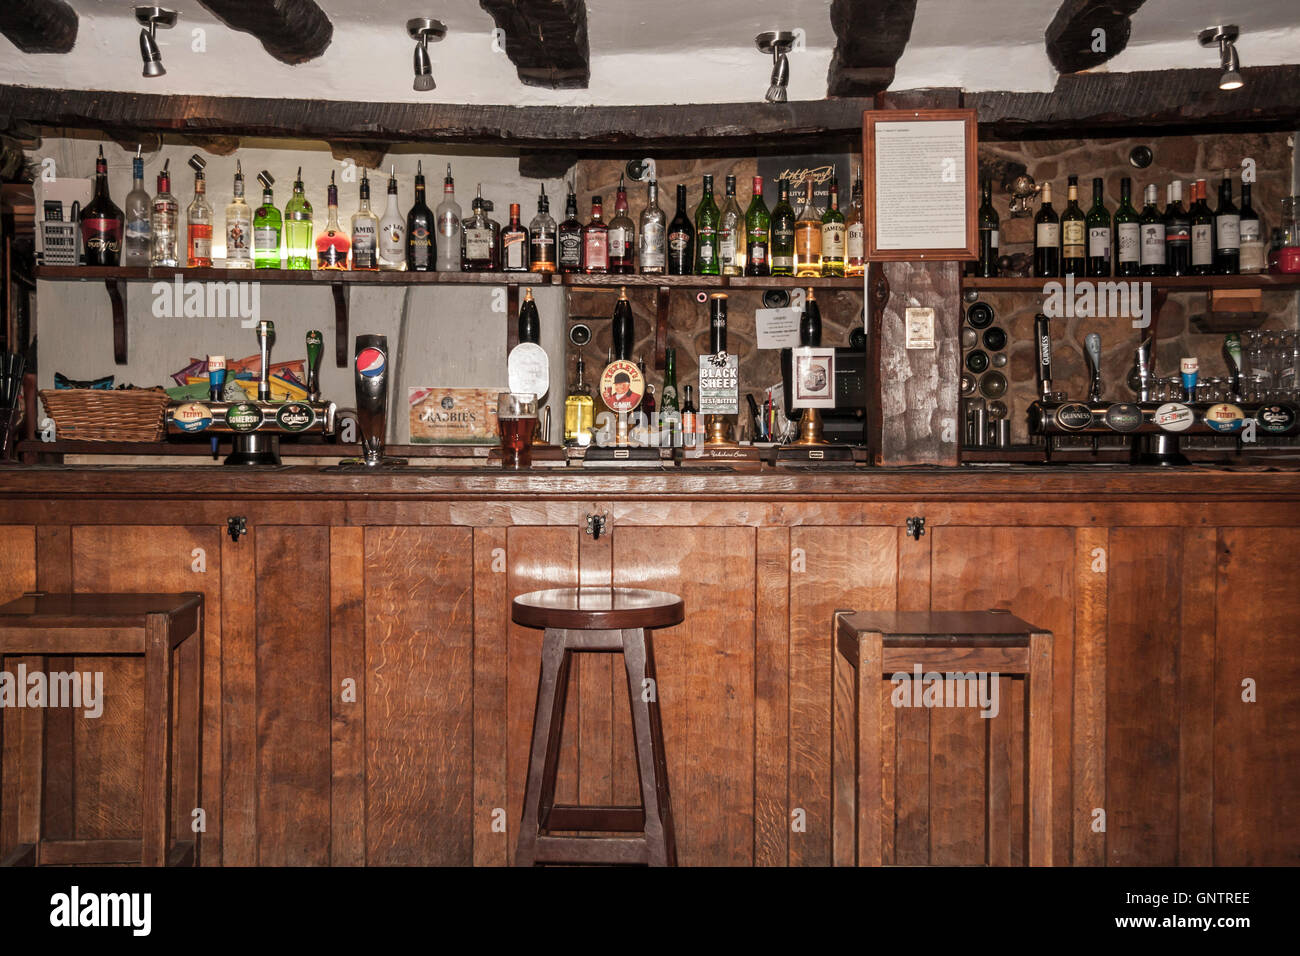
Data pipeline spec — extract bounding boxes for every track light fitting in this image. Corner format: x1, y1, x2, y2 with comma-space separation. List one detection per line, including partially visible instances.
756, 31, 795, 104
1199, 24, 1244, 92
134, 6, 177, 79
408, 18, 447, 93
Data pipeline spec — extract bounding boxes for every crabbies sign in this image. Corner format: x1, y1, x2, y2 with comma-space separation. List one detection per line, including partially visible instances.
408, 387, 500, 444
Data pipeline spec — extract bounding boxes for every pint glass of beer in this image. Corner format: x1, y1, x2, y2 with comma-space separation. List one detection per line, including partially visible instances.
497, 392, 538, 469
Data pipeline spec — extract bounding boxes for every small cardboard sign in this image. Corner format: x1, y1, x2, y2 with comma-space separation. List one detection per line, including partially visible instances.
790, 347, 836, 408
408, 387, 500, 444
599, 360, 644, 413
699, 354, 739, 415
905, 307, 936, 349
755, 308, 802, 349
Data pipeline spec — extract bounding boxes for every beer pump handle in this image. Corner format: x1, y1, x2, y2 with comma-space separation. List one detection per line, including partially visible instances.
1135, 335, 1152, 403
1034, 313, 1052, 400
306, 330, 323, 403
1223, 333, 1242, 398
1084, 333, 1103, 402
256, 320, 275, 403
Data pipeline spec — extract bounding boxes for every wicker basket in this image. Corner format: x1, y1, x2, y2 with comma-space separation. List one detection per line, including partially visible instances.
39, 388, 169, 442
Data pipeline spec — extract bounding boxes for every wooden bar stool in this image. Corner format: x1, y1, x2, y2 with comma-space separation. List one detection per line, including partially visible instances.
832, 610, 1053, 867
511, 587, 684, 866
0, 592, 203, 867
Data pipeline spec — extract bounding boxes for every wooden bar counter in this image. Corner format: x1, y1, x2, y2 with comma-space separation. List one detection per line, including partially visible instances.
1, 464, 1297, 867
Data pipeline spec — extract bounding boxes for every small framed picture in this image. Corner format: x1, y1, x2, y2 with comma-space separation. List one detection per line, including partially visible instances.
791, 347, 836, 408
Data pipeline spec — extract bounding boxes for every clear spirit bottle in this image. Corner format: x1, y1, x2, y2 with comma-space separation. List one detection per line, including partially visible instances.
719, 175, 744, 275
435, 164, 461, 272
224, 160, 252, 269
639, 180, 666, 274
350, 170, 378, 270
122, 148, 151, 267
186, 163, 213, 268
149, 160, 179, 267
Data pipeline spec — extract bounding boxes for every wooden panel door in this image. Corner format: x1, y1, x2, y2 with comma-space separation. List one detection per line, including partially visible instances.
1214, 527, 1300, 865
68, 525, 222, 863
0, 524, 37, 858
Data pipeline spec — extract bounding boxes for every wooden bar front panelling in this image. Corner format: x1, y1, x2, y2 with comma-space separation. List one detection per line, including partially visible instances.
0, 525, 37, 860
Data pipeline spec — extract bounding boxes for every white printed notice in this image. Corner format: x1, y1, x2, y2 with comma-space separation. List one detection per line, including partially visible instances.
873, 119, 967, 250
755, 308, 802, 349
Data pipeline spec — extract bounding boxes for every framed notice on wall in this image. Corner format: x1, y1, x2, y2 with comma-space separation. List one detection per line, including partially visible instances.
862, 108, 978, 261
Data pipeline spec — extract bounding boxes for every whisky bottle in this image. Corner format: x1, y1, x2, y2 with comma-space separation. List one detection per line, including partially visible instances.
529, 185, 557, 273
315, 171, 350, 269
793, 177, 822, 277
224, 160, 252, 269
150, 159, 179, 267
283, 167, 313, 270
639, 180, 666, 274
81, 145, 123, 267
252, 171, 280, 269
502, 202, 530, 272
820, 176, 845, 277
378, 166, 405, 271
405, 161, 435, 272
770, 179, 796, 276
461, 187, 496, 271
122, 147, 151, 267
435, 164, 461, 272
845, 168, 865, 277
745, 176, 771, 276
1060, 175, 1085, 277
564, 352, 594, 446
608, 176, 635, 274
186, 157, 213, 268
558, 185, 582, 274
694, 174, 720, 276
719, 174, 744, 275
582, 195, 609, 274
350, 170, 378, 270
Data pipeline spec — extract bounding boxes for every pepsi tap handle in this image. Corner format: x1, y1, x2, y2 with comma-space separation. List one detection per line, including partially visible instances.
1034, 313, 1052, 399
256, 320, 275, 403
1084, 333, 1103, 402
305, 329, 323, 403
354, 334, 389, 467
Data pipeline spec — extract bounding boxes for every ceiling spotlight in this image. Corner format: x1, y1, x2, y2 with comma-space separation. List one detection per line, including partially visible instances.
135, 7, 177, 79
1199, 24, 1243, 91
408, 18, 447, 92
756, 31, 795, 104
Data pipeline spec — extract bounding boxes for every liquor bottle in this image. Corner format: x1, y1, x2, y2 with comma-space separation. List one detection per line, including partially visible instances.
405, 161, 435, 272
637, 357, 656, 425
1214, 171, 1240, 275
1164, 180, 1191, 277
378, 166, 405, 271
1238, 183, 1265, 274
252, 171, 280, 269
284, 167, 313, 270
529, 185, 557, 273
612, 287, 634, 360
558, 185, 582, 274
1060, 175, 1085, 276
1139, 183, 1166, 276
976, 178, 998, 278
1085, 177, 1110, 277
315, 171, 350, 270
608, 176, 636, 274
801, 288, 822, 346
745, 176, 771, 277
793, 177, 822, 277
350, 170, 378, 270
582, 195, 609, 274
224, 160, 252, 269
845, 168, 865, 277
461, 187, 497, 271
659, 346, 680, 435
666, 184, 695, 276
186, 159, 213, 268
1113, 177, 1140, 277
81, 145, 123, 267
150, 160, 179, 267
694, 174, 720, 275
435, 164, 461, 272
1190, 179, 1215, 276
770, 179, 796, 276
639, 180, 666, 275
820, 176, 845, 277
719, 175, 744, 275
517, 287, 539, 343
483, 198, 503, 268
122, 147, 151, 267
564, 352, 594, 445
501, 203, 529, 272
1033, 181, 1059, 278
681, 384, 698, 442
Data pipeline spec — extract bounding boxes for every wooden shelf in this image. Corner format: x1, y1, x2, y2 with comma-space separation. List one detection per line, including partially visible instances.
961, 274, 1300, 293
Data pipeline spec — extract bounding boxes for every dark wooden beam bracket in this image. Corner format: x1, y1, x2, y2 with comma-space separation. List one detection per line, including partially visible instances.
827, 0, 917, 97
1045, 0, 1147, 75
106, 278, 127, 365
0, 0, 77, 54
331, 282, 348, 368
197, 0, 333, 66
479, 0, 590, 89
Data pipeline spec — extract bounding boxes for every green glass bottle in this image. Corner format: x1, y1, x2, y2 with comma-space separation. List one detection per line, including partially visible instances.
820, 176, 845, 277
744, 175, 771, 276
1113, 177, 1140, 277
659, 346, 680, 437
253, 171, 282, 269
694, 174, 720, 275
770, 179, 796, 276
284, 167, 313, 270
1085, 177, 1111, 277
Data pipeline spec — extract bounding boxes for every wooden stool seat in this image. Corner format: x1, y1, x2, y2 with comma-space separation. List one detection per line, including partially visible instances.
0, 591, 203, 867
511, 587, 683, 866
832, 609, 1053, 867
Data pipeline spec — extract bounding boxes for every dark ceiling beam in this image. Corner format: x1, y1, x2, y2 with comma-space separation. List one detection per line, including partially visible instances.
1045, 0, 1147, 74
197, 0, 332, 66
479, 0, 590, 89
0, 0, 77, 54
827, 0, 917, 97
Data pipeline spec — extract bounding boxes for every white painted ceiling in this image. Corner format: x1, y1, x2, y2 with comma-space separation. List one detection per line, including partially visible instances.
0, 0, 1296, 106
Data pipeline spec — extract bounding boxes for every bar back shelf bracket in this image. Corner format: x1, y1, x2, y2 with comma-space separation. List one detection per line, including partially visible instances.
107, 278, 127, 365
332, 282, 348, 367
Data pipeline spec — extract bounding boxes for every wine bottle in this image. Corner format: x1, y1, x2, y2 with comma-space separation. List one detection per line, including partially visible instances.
1139, 184, 1166, 277
1238, 183, 1264, 274
1113, 177, 1140, 277
1085, 177, 1110, 277
976, 178, 998, 278
1060, 175, 1085, 277
1214, 171, 1240, 275
1164, 180, 1191, 277
1190, 179, 1215, 276
1033, 182, 1059, 278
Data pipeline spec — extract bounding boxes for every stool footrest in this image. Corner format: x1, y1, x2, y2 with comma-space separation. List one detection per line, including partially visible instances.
543, 805, 646, 832
534, 835, 651, 865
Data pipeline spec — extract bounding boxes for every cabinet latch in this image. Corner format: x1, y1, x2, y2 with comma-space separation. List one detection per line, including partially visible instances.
905, 516, 925, 539
585, 513, 608, 540
227, 516, 247, 543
